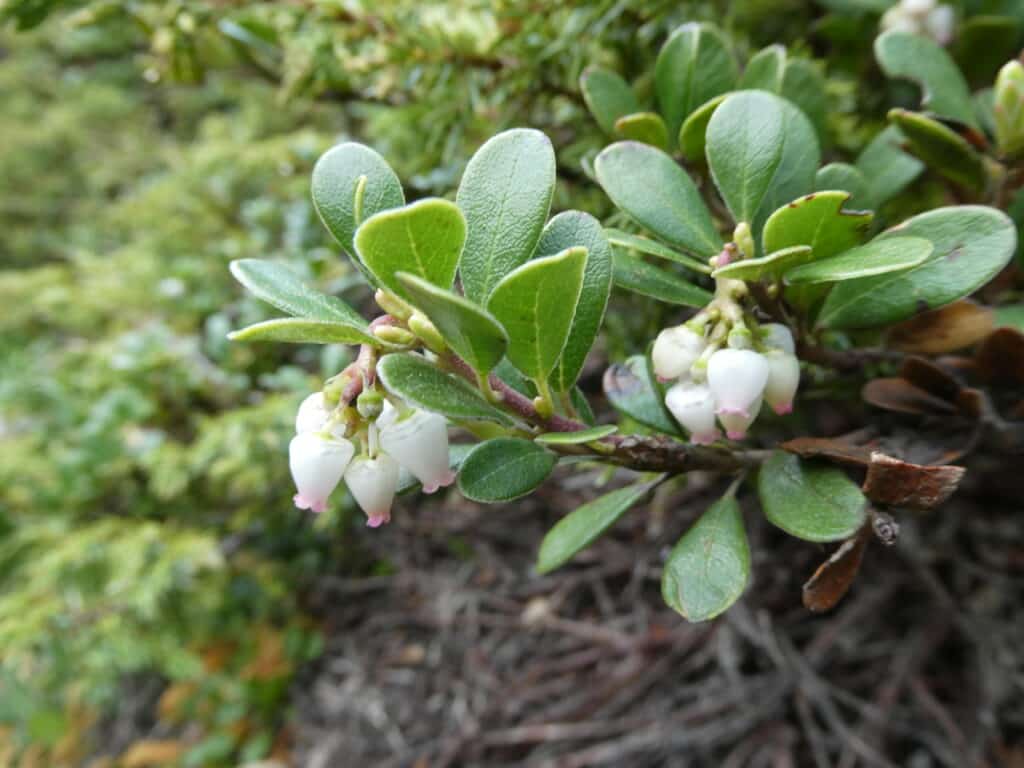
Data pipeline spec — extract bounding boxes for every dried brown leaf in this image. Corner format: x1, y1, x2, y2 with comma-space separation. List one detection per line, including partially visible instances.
862, 378, 957, 415
802, 527, 870, 613
888, 300, 994, 355
862, 452, 965, 510
976, 327, 1024, 385
779, 435, 875, 467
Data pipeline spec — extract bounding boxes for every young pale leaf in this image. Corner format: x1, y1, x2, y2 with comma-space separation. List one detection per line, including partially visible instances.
706, 90, 819, 226
229, 259, 367, 327
759, 451, 867, 542
815, 163, 869, 207
595, 142, 722, 258
740, 45, 786, 91
536, 477, 662, 574
614, 112, 670, 151
395, 273, 508, 377
662, 495, 751, 621
376, 353, 513, 425
818, 206, 1016, 329
228, 318, 378, 346
534, 425, 618, 445
458, 438, 557, 502
887, 109, 988, 193
535, 212, 613, 392
762, 191, 873, 261
604, 229, 710, 274
487, 247, 587, 382
711, 245, 813, 281
312, 142, 404, 254
354, 198, 465, 298
678, 95, 727, 165
784, 237, 932, 285
457, 128, 556, 303
603, 355, 680, 434
613, 250, 712, 307
855, 126, 924, 209
655, 22, 738, 144
874, 31, 978, 129
580, 67, 641, 135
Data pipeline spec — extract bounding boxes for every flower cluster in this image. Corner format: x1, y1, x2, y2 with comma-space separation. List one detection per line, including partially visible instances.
653, 321, 800, 444
288, 391, 454, 527
881, 0, 955, 45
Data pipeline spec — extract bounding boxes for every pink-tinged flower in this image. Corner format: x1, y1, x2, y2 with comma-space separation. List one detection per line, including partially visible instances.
707, 349, 769, 419
289, 432, 355, 513
345, 454, 400, 528
665, 381, 720, 445
651, 325, 706, 381
718, 396, 763, 440
761, 323, 795, 355
378, 407, 455, 493
764, 351, 800, 415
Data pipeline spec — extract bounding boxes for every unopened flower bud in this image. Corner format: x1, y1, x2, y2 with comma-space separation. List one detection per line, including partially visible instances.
356, 389, 384, 420
707, 349, 769, 421
374, 324, 416, 347
719, 396, 763, 440
733, 222, 755, 259
408, 313, 447, 355
760, 323, 795, 355
651, 325, 706, 381
664, 382, 720, 445
995, 60, 1024, 158
764, 351, 800, 415
374, 288, 414, 321
289, 432, 355, 513
378, 407, 455, 493
345, 454, 400, 528
727, 325, 753, 350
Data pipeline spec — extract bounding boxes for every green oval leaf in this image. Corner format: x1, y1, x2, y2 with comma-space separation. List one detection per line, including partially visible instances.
854, 126, 924, 209
678, 94, 727, 165
662, 495, 751, 621
595, 142, 722, 258
536, 477, 662, 574
604, 228, 710, 274
740, 45, 786, 91
784, 236, 932, 285
312, 142, 405, 255
395, 273, 508, 377
818, 206, 1016, 329
888, 109, 988, 193
229, 259, 367, 327
377, 353, 513, 425
580, 67, 640, 136
603, 355, 679, 435
614, 111, 670, 151
781, 59, 827, 142
762, 191, 873, 261
711, 245, 813, 281
758, 451, 867, 542
458, 438, 557, 502
875, 30, 978, 128
655, 22, 738, 144
457, 128, 556, 303
612, 249, 712, 307
706, 90, 820, 227
535, 212, 613, 392
354, 198, 465, 299
534, 425, 618, 445
814, 163, 869, 207
487, 247, 587, 382
227, 318, 377, 346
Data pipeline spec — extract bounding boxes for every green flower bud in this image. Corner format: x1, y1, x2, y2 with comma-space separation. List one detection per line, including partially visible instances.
995, 59, 1024, 159
408, 313, 446, 355
356, 389, 384, 420
732, 222, 755, 260
373, 324, 416, 347
374, 289, 414, 321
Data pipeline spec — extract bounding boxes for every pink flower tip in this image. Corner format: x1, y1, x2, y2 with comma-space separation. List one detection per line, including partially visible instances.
365, 512, 390, 528
294, 494, 326, 513
772, 402, 793, 415
656, 375, 672, 383
422, 470, 456, 494
726, 430, 747, 440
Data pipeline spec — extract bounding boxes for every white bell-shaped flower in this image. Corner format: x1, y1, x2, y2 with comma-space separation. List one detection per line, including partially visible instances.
764, 351, 801, 415
718, 396, 763, 441
289, 432, 355, 513
345, 453, 400, 528
295, 392, 346, 439
902, 0, 935, 16
665, 381, 720, 445
760, 323, 795, 355
707, 349, 769, 419
651, 325, 706, 381
925, 4, 954, 44
378, 408, 455, 493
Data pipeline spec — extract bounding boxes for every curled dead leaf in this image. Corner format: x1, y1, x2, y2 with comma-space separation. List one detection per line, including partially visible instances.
803, 527, 870, 613
900, 357, 962, 402
888, 300, 994, 355
862, 378, 957, 415
862, 451, 965, 510
779, 434, 875, 467
976, 327, 1024, 385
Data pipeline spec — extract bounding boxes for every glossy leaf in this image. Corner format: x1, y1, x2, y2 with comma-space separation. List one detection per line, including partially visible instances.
887, 109, 988, 193
678, 94, 726, 165
815, 163, 869, 207
613, 249, 712, 307
312, 142, 404, 255
487, 247, 587, 381
655, 22, 738, 145
229, 259, 367, 327
602, 355, 679, 434
762, 191, 872, 261
759, 451, 867, 542
740, 45, 786, 91
595, 142, 722, 258
711, 245, 813, 281
580, 67, 640, 135
535, 212, 613, 392
228, 318, 377, 346
855, 126, 924, 209
614, 111, 670, 151
662, 495, 751, 621
818, 206, 1016, 329
395, 273, 508, 377
536, 478, 661, 574
603, 228, 710, 274
457, 128, 556, 303
781, 59, 827, 141
354, 198, 465, 298
784, 237, 932, 285
534, 425, 618, 445
874, 31, 978, 128
458, 438, 556, 502
377, 353, 513, 425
